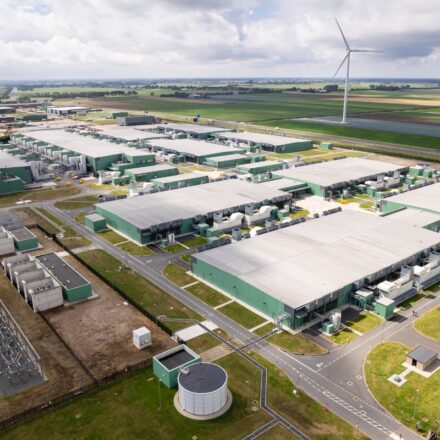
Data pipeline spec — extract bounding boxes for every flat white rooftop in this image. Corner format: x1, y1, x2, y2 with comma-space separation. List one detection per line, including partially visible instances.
194, 209, 440, 310
126, 164, 176, 175
257, 178, 305, 191
97, 179, 291, 230
383, 183, 440, 214
274, 158, 406, 188
22, 129, 139, 158
0, 150, 30, 168
237, 160, 283, 170
88, 126, 168, 141
159, 123, 231, 135
206, 153, 249, 163
217, 131, 310, 146
150, 138, 244, 158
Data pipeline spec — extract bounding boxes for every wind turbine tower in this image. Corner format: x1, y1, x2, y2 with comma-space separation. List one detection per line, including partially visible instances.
333, 19, 381, 123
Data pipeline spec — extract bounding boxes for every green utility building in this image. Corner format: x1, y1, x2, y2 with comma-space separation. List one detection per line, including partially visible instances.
273, 158, 407, 197
191, 210, 440, 329
95, 179, 292, 245
158, 123, 231, 140
153, 345, 201, 388
84, 214, 107, 232
0, 150, 33, 195
9, 228, 39, 251
236, 160, 285, 175
125, 164, 178, 183
36, 253, 92, 302
151, 173, 209, 190
380, 183, 440, 217
205, 154, 264, 169
215, 131, 313, 153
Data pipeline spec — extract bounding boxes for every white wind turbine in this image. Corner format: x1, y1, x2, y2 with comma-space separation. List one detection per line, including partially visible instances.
333, 18, 381, 123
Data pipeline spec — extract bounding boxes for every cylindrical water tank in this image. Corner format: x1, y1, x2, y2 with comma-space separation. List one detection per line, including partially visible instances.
178, 363, 228, 416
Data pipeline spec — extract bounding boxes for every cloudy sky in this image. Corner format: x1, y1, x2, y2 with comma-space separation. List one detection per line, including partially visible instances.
1, 0, 439, 80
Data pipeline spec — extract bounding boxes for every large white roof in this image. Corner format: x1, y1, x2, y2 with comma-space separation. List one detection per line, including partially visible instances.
194, 209, 440, 310
149, 138, 244, 158
97, 179, 291, 230
274, 158, 406, 188
22, 129, 139, 158
88, 125, 168, 141
218, 131, 310, 146
384, 183, 440, 214
159, 123, 230, 134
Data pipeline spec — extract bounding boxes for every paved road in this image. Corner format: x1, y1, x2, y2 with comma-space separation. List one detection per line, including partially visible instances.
38, 203, 434, 440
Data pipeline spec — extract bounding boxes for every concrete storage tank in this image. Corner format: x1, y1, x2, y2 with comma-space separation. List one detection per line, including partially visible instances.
176, 363, 231, 419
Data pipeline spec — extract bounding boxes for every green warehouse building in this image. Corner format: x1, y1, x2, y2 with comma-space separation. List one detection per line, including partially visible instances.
148, 138, 245, 164
236, 160, 285, 175
125, 164, 179, 183
36, 253, 92, 302
192, 209, 440, 328
11, 130, 156, 173
215, 131, 313, 153
205, 153, 254, 169
151, 173, 209, 190
273, 158, 407, 197
84, 125, 169, 143
84, 214, 107, 232
380, 183, 440, 217
95, 179, 292, 245
0, 150, 33, 195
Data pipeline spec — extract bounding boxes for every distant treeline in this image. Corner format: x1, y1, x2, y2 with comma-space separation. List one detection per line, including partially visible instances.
368, 84, 411, 91
19, 90, 138, 99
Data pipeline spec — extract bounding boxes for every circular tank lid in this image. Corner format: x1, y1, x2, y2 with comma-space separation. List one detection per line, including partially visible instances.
179, 363, 227, 393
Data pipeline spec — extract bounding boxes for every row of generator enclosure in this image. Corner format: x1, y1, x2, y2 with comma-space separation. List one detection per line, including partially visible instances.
191, 209, 440, 328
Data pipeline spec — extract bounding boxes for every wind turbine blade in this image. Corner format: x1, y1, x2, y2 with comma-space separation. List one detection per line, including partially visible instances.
332, 53, 349, 79
335, 18, 350, 50
350, 49, 383, 53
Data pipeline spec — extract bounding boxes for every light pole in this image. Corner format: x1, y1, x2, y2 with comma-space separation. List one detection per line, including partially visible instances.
157, 378, 162, 410
412, 389, 419, 418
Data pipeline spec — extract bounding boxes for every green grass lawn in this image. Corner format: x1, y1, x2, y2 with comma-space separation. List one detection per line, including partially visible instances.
260, 119, 440, 152
219, 302, 267, 329
254, 353, 369, 440
253, 324, 326, 354
77, 250, 201, 331
185, 282, 229, 308
414, 307, 440, 342
117, 241, 155, 256
54, 195, 98, 210
257, 423, 299, 439
345, 312, 382, 334
179, 254, 192, 264
424, 280, 440, 294
162, 263, 195, 287
33, 208, 91, 249
86, 183, 115, 190
185, 329, 227, 353
178, 235, 209, 248
111, 189, 129, 196
398, 293, 426, 309
327, 328, 358, 345
359, 201, 375, 210
0, 186, 81, 207
0, 353, 269, 440
365, 342, 440, 434
161, 242, 187, 253
98, 229, 126, 244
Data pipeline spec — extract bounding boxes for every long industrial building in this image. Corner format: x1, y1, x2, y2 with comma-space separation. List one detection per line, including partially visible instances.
380, 183, 440, 215
273, 158, 407, 197
95, 179, 292, 244
157, 123, 231, 139
148, 138, 245, 164
84, 126, 169, 142
215, 131, 313, 153
192, 209, 440, 328
11, 130, 155, 173
0, 150, 33, 194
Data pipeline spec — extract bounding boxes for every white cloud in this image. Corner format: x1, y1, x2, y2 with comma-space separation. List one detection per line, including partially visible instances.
0, 0, 439, 79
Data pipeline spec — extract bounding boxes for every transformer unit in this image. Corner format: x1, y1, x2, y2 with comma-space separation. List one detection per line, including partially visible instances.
377, 266, 415, 303
133, 327, 152, 349
413, 252, 440, 288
